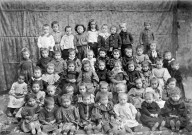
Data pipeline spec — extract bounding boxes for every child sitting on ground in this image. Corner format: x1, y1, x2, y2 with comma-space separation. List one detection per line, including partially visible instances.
95, 48, 109, 70
96, 60, 109, 83
107, 49, 122, 70
45, 85, 60, 107
82, 50, 96, 71
163, 51, 175, 72
122, 47, 136, 71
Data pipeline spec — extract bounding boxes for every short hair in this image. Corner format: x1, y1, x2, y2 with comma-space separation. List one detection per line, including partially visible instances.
170, 87, 181, 97
82, 60, 91, 66
18, 73, 25, 79
44, 98, 55, 106
87, 19, 99, 31
124, 47, 133, 53
67, 60, 76, 67
51, 21, 59, 28
118, 93, 127, 99
21, 47, 30, 54
141, 61, 150, 67
87, 49, 94, 55
163, 51, 172, 57
79, 82, 86, 88
47, 62, 55, 68
101, 24, 108, 28
127, 60, 135, 66
134, 78, 142, 83
34, 66, 42, 72
136, 45, 144, 51
66, 85, 74, 93
41, 48, 49, 53
155, 58, 163, 64
82, 92, 91, 99
171, 60, 179, 66
47, 85, 56, 91
110, 25, 118, 31
32, 80, 41, 87
166, 78, 177, 85
68, 48, 76, 54
99, 48, 107, 53
43, 24, 49, 27
116, 83, 127, 92
54, 50, 61, 55
65, 26, 72, 32
99, 93, 108, 101
98, 60, 106, 66
60, 94, 72, 102
113, 49, 120, 55
75, 24, 86, 33
150, 41, 157, 46
100, 81, 109, 87
144, 92, 155, 99
150, 77, 159, 84
25, 94, 36, 102
114, 60, 122, 67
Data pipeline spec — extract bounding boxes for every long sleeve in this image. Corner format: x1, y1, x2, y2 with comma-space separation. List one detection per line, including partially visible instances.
139, 31, 144, 45
76, 59, 82, 72
37, 36, 42, 49
9, 83, 16, 95
77, 71, 83, 84
163, 68, 171, 82
92, 71, 99, 84
118, 35, 122, 49
56, 108, 63, 123
141, 102, 151, 116
129, 33, 134, 44
50, 35, 55, 49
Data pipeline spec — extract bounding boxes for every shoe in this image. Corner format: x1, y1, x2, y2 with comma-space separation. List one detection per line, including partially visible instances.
159, 121, 165, 131
151, 122, 159, 131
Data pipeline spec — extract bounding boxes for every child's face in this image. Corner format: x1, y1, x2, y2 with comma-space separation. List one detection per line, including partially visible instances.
34, 70, 42, 78
32, 84, 40, 93
137, 48, 143, 56
99, 51, 106, 57
66, 28, 72, 36
172, 63, 179, 70
54, 53, 61, 60
111, 27, 117, 34
100, 85, 108, 93
43, 26, 49, 34
144, 24, 151, 30
145, 94, 154, 103
128, 64, 135, 71
28, 98, 36, 107
156, 61, 163, 69
135, 79, 143, 89
171, 94, 180, 102
142, 65, 149, 71
99, 62, 105, 70
67, 88, 74, 95
79, 86, 86, 94
83, 96, 91, 105
45, 104, 54, 112
125, 49, 132, 57
47, 88, 56, 96
47, 66, 54, 74
113, 52, 120, 59
62, 99, 71, 108
68, 64, 75, 71
52, 24, 59, 32
90, 21, 96, 29
116, 86, 126, 93
164, 52, 172, 60
114, 63, 121, 71
87, 52, 94, 59
69, 51, 76, 59
168, 81, 176, 89
77, 26, 84, 34
23, 51, 30, 59
151, 80, 158, 89
83, 63, 90, 72
119, 95, 127, 105
102, 25, 108, 33
42, 50, 49, 58
100, 97, 108, 105
150, 43, 156, 51
120, 24, 127, 32
18, 76, 25, 84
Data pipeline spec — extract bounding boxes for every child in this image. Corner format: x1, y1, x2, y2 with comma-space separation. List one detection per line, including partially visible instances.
83, 50, 96, 71
18, 48, 35, 83
87, 19, 99, 57
77, 60, 99, 94
60, 26, 76, 60
74, 24, 88, 60
107, 49, 122, 70
51, 50, 67, 75
122, 47, 136, 71
61, 60, 79, 94
31, 81, 45, 107
95, 81, 112, 103
147, 42, 162, 66
99, 24, 110, 51
126, 61, 141, 90
56, 94, 80, 135
20, 94, 41, 134
66, 48, 82, 72
152, 58, 171, 90
108, 25, 122, 55
139, 22, 155, 53
135, 45, 151, 71
36, 48, 52, 74
161, 87, 188, 132
78, 93, 95, 134
128, 78, 145, 110
45, 85, 60, 106
7, 74, 27, 117
96, 60, 109, 83
119, 22, 134, 56
140, 92, 165, 131
95, 48, 109, 70
140, 61, 153, 88
91, 94, 116, 135
39, 98, 58, 135
169, 60, 186, 101
37, 24, 55, 57
51, 21, 63, 51
163, 51, 175, 72
114, 93, 140, 133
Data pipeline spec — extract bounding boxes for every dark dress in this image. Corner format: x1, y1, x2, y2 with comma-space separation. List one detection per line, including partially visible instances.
163, 58, 175, 72
147, 50, 162, 65
126, 70, 141, 90
95, 56, 110, 70
28, 77, 46, 92
107, 58, 122, 71
36, 57, 52, 74
96, 68, 109, 83
140, 101, 163, 128
160, 98, 188, 129
122, 56, 136, 71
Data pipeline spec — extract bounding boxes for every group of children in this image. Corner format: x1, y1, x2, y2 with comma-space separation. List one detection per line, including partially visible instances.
6, 19, 190, 135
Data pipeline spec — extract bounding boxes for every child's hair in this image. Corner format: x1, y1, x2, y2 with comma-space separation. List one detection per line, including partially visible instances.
82, 60, 91, 66
155, 58, 163, 64
99, 48, 107, 54
68, 48, 76, 54
18, 73, 25, 79
150, 41, 157, 46
21, 47, 30, 60
87, 19, 99, 31
51, 21, 59, 28
32, 80, 41, 87
144, 92, 155, 99
134, 77, 142, 83
98, 60, 106, 66
44, 98, 54, 106
66, 85, 74, 93
110, 25, 118, 32
112, 49, 121, 55
170, 87, 181, 97
99, 81, 109, 87
25, 94, 36, 102
101, 24, 108, 29
127, 60, 135, 67
34, 66, 42, 72
54, 50, 61, 55
114, 60, 122, 68
150, 77, 159, 85
87, 49, 94, 57
67, 60, 76, 67
166, 78, 177, 85
141, 60, 150, 67
47, 62, 55, 69
124, 47, 133, 54
75, 24, 86, 33
171, 60, 179, 66
60, 94, 72, 102
118, 93, 127, 99
136, 45, 144, 51
47, 85, 56, 92
79, 82, 86, 88
116, 83, 127, 93
82, 92, 91, 99
144, 22, 151, 26
43, 24, 49, 27
40, 48, 49, 54
99, 93, 108, 101
65, 26, 72, 31
163, 51, 172, 57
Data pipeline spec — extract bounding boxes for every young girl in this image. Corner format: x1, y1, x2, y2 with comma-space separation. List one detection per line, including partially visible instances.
107, 49, 122, 70
128, 78, 145, 110
114, 93, 140, 134
7, 74, 27, 116
60, 26, 76, 60
140, 92, 165, 131
82, 50, 96, 71
36, 48, 52, 74
18, 48, 35, 83
87, 19, 99, 57
39, 98, 58, 135
163, 51, 175, 72
74, 24, 88, 60
56, 94, 79, 135
61, 60, 79, 95
161, 87, 188, 132
96, 60, 109, 83
122, 47, 136, 71
152, 58, 171, 90
91, 94, 116, 135
77, 60, 99, 94
20, 94, 41, 135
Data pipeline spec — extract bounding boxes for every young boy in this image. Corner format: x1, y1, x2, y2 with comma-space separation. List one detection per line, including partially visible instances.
95, 48, 109, 70
119, 22, 134, 56
37, 24, 55, 57
163, 51, 175, 72
139, 22, 155, 53
122, 48, 136, 71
